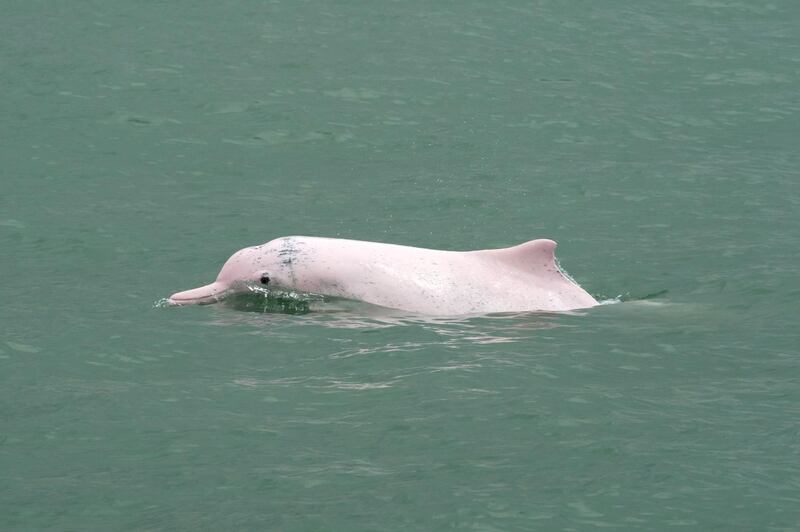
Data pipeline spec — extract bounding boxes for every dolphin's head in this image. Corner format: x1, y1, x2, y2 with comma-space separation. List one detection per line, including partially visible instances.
169, 243, 287, 305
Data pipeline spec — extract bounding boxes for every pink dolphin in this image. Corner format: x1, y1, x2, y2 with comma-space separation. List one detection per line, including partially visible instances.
169, 236, 598, 315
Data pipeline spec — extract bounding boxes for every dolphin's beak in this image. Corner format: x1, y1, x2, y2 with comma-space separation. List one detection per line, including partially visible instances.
168, 282, 228, 306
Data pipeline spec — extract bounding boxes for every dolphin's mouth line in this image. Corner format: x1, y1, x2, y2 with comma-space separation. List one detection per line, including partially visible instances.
169, 283, 294, 306
168, 294, 224, 306
171, 296, 210, 304
168, 281, 231, 306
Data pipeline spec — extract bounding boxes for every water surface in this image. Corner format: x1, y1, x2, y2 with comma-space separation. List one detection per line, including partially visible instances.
2, 0, 799, 529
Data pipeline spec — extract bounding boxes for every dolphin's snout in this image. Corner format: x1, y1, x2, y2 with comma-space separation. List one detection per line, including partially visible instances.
168, 282, 228, 306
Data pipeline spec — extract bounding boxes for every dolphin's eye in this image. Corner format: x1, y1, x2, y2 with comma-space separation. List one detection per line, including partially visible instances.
259, 274, 270, 285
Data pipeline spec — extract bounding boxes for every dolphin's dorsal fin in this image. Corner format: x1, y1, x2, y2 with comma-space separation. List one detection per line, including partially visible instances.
477, 239, 563, 276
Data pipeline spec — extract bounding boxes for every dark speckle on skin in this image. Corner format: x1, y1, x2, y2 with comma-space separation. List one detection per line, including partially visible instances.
278, 237, 303, 285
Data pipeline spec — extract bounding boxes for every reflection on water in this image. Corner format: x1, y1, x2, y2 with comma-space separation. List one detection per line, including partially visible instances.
224, 288, 321, 315
205, 298, 567, 359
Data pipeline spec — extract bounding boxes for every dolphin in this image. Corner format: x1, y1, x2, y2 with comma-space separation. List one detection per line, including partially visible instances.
168, 236, 598, 315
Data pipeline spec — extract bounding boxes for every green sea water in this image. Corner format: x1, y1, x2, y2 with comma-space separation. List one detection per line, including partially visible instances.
2, 1, 799, 529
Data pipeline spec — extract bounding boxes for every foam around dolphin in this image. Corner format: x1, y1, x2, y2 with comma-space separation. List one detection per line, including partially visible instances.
168, 236, 598, 315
